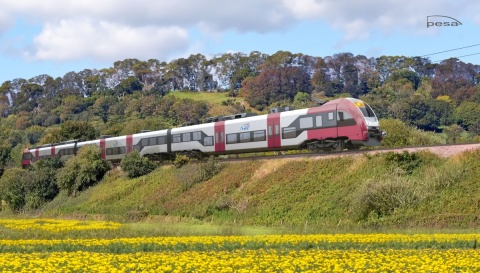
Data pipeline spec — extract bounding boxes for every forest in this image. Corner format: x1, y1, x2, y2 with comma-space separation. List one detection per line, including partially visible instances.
0, 50, 479, 171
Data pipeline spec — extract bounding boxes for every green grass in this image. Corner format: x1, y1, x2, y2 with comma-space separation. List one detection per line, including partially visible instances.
169, 90, 231, 104
4, 149, 480, 231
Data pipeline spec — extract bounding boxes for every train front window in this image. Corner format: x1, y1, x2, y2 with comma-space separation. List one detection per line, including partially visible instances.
357, 102, 375, 118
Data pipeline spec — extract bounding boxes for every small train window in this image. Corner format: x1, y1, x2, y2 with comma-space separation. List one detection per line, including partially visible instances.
158, 136, 166, 145
253, 130, 266, 142
192, 131, 202, 141
183, 133, 191, 142
172, 134, 181, 143
204, 136, 213, 146
226, 134, 238, 144
149, 137, 157, 146
300, 117, 313, 129
282, 127, 297, 139
240, 132, 250, 143
316, 115, 323, 127
328, 112, 334, 120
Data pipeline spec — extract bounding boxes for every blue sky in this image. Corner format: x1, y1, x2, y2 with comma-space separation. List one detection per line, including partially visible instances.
0, 0, 479, 84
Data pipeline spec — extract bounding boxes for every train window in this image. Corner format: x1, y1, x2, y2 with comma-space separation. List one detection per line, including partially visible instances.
119, 147, 126, 154
204, 136, 213, 146
365, 104, 375, 117
192, 131, 202, 141
337, 111, 356, 126
316, 115, 323, 127
141, 138, 149, 147
113, 147, 120, 155
283, 127, 297, 139
172, 134, 181, 143
300, 117, 313, 129
226, 134, 238, 144
275, 125, 280, 136
268, 126, 272, 137
158, 136, 166, 145
337, 111, 353, 121
221, 132, 224, 143
149, 137, 157, 146
215, 132, 219, 143
253, 130, 266, 142
328, 112, 334, 120
183, 133, 191, 142
240, 132, 250, 143
106, 148, 112, 155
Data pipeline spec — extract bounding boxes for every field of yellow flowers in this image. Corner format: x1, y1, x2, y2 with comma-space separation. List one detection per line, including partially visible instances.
1, 219, 480, 272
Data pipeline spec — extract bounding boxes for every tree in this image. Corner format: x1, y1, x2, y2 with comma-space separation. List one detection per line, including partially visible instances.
242, 67, 313, 110
171, 99, 210, 126
114, 77, 143, 97
455, 101, 480, 134
386, 70, 421, 90
11, 83, 43, 113
120, 151, 157, 178
23, 158, 63, 209
0, 168, 27, 212
56, 145, 111, 196
400, 98, 454, 131
443, 124, 464, 143
60, 120, 97, 142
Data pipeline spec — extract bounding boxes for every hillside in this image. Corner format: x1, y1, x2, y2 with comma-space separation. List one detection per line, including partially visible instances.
35, 147, 480, 229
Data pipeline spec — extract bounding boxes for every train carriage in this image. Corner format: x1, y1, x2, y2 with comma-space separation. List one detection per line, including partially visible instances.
21, 98, 385, 167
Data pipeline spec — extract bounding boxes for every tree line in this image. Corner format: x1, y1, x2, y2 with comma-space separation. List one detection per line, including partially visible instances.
0, 50, 479, 170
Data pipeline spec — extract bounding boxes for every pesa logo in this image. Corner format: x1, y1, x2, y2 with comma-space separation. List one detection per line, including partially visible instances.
427, 15, 462, 28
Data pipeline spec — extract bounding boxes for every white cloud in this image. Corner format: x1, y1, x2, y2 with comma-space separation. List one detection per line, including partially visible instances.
2, 0, 479, 63
283, 0, 479, 41
24, 19, 188, 62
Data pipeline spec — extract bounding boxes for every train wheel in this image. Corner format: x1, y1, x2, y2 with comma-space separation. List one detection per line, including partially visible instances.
334, 140, 345, 152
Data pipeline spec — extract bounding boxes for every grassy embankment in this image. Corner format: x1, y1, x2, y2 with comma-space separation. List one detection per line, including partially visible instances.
33, 147, 480, 230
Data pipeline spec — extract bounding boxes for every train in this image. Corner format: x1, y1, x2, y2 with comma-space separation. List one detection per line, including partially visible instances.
21, 97, 386, 167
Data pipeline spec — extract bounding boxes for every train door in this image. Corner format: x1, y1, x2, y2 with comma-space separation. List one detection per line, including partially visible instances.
267, 113, 281, 148
214, 121, 225, 153
100, 139, 106, 159
126, 135, 133, 153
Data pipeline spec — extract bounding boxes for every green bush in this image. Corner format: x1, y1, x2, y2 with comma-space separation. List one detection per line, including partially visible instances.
0, 168, 27, 212
384, 151, 422, 175
352, 177, 419, 221
175, 156, 224, 191
120, 151, 157, 178
56, 145, 111, 196
22, 158, 63, 209
173, 154, 190, 168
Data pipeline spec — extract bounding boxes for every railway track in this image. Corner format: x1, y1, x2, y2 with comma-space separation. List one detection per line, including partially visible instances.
218, 142, 480, 163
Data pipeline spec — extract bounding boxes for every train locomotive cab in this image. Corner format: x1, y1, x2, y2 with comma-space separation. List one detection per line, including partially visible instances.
345, 98, 386, 146
21, 148, 33, 168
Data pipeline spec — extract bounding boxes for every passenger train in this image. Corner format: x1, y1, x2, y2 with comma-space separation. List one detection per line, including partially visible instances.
21, 98, 386, 167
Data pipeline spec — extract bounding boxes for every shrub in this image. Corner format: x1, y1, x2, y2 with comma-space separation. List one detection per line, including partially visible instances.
23, 158, 63, 209
384, 151, 422, 175
0, 168, 27, 212
173, 154, 190, 168
352, 177, 419, 221
56, 145, 111, 196
120, 151, 157, 178
175, 156, 224, 191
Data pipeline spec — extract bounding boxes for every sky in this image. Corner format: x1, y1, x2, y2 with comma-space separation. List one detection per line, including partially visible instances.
0, 0, 479, 84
